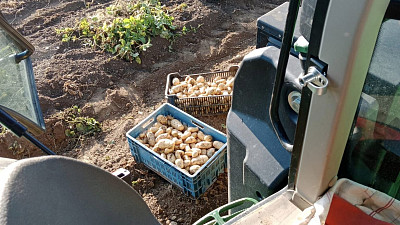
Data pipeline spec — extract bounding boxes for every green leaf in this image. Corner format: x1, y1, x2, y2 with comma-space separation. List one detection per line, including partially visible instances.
135, 57, 142, 64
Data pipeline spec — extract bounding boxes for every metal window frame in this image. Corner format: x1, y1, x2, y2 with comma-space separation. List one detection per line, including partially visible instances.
291, 0, 391, 207
0, 14, 34, 60
0, 15, 45, 134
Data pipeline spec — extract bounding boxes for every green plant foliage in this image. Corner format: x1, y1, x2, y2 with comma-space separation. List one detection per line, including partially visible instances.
64, 106, 102, 137
0, 125, 6, 135
56, 0, 183, 63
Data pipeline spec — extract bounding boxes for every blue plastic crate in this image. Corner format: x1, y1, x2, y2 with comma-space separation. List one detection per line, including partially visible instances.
126, 103, 227, 198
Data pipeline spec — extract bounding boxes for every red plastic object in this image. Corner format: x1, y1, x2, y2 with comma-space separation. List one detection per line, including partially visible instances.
326, 194, 392, 225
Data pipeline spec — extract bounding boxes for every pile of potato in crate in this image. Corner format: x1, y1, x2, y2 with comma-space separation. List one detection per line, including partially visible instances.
127, 67, 237, 197
169, 73, 235, 98
135, 114, 224, 175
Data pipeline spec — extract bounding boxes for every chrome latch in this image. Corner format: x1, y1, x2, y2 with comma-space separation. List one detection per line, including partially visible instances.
299, 67, 329, 96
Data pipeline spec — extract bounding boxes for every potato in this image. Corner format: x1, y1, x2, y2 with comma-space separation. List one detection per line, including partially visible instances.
183, 155, 190, 161
171, 119, 184, 131
180, 81, 188, 88
179, 143, 187, 150
174, 145, 180, 150
218, 83, 226, 90
156, 139, 174, 149
167, 153, 176, 164
174, 138, 183, 145
216, 79, 226, 84
187, 127, 199, 132
139, 133, 145, 138
156, 133, 170, 142
170, 85, 181, 94
166, 127, 172, 134
172, 77, 180, 86
175, 159, 184, 168
206, 87, 216, 95
227, 78, 234, 87
213, 141, 224, 149
185, 145, 191, 152
196, 76, 205, 83
191, 148, 201, 158
166, 115, 174, 120
175, 150, 184, 159
146, 132, 156, 146
149, 127, 158, 133
156, 115, 168, 125
153, 122, 161, 128
171, 129, 179, 137
154, 128, 164, 137
190, 165, 201, 174
199, 87, 205, 94
182, 169, 189, 174
207, 148, 215, 158
181, 130, 191, 140
222, 90, 229, 95
197, 131, 205, 141
152, 145, 159, 151
183, 159, 191, 167
184, 136, 196, 144
164, 148, 174, 154
160, 125, 168, 132
190, 143, 196, 148
144, 144, 150, 148
161, 153, 166, 159
195, 141, 212, 149
191, 132, 198, 138
204, 135, 213, 142
201, 149, 207, 155
192, 155, 209, 165
188, 78, 196, 85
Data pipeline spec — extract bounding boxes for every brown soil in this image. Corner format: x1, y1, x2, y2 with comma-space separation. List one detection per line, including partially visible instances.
0, 0, 284, 224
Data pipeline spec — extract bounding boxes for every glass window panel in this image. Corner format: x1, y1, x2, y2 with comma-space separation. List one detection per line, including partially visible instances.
0, 26, 42, 130
339, 19, 400, 199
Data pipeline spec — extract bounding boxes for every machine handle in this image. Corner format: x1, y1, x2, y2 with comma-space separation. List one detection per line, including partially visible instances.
269, 0, 301, 152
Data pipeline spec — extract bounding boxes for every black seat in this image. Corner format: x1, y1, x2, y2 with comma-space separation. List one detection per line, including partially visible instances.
0, 156, 159, 225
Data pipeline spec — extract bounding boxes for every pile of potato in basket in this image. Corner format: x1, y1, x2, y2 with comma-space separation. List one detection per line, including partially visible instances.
135, 114, 224, 175
169, 75, 235, 98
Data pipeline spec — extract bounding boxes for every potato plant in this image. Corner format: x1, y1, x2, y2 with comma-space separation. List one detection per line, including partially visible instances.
169, 75, 235, 98
135, 115, 225, 175
56, 0, 183, 64
64, 106, 102, 137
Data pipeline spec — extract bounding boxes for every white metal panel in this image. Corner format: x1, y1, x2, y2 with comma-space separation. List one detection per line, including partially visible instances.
294, 0, 390, 204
